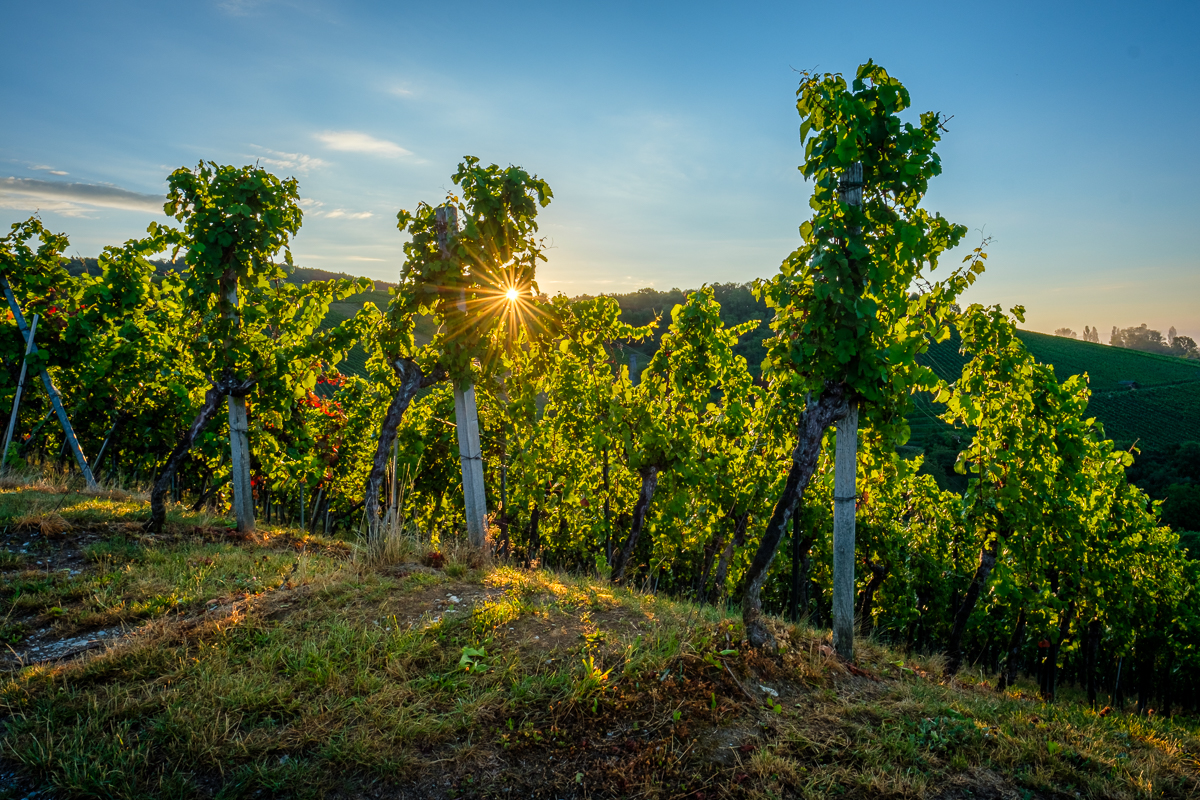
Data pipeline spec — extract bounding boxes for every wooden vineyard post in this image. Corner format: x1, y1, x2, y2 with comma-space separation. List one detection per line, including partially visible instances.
2, 313, 37, 469
223, 283, 255, 533
0, 279, 98, 489
437, 204, 488, 549
832, 161, 863, 661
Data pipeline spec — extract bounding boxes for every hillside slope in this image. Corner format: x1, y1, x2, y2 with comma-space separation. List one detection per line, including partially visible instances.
2, 483, 1199, 799
907, 331, 1200, 455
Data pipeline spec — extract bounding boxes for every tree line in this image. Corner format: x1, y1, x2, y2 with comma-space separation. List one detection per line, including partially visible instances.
1056, 324, 1198, 358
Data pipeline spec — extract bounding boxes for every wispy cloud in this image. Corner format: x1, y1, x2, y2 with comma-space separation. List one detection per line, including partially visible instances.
298, 198, 372, 220
215, 0, 334, 21
30, 164, 69, 176
248, 146, 326, 174
302, 253, 386, 262
216, 0, 270, 16
0, 177, 165, 217
315, 130, 411, 158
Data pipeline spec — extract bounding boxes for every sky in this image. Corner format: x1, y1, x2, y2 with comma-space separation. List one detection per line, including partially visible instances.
1, 0, 1197, 340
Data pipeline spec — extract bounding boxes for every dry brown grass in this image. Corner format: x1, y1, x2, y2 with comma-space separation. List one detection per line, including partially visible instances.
13, 511, 71, 538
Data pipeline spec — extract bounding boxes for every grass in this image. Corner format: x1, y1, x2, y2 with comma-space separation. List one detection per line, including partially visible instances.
1, 480, 1198, 798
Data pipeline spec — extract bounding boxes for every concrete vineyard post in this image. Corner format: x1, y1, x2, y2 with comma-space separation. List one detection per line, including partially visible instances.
1, 279, 98, 489
437, 204, 488, 549
832, 161, 863, 661
224, 283, 255, 533
832, 403, 859, 659
228, 396, 254, 531
453, 381, 487, 548
2, 313, 38, 470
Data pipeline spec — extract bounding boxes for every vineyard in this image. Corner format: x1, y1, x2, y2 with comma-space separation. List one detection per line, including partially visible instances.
1013, 331, 1200, 394
1088, 383, 1200, 450
2, 62, 1200, 798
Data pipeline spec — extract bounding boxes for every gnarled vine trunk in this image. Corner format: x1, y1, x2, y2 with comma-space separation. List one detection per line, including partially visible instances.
1042, 595, 1077, 702
610, 465, 660, 584
945, 531, 1002, 675
146, 376, 255, 533
857, 558, 889, 636
697, 507, 736, 603
712, 511, 750, 603
788, 511, 816, 623
998, 608, 1026, 691
526, 505, 541, 567
1085, 617, 1101, 708
742, 383, 850, 648
364, 358, 444, 541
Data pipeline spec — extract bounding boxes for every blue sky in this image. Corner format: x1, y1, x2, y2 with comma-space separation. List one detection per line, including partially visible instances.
2, 0, 1197, 340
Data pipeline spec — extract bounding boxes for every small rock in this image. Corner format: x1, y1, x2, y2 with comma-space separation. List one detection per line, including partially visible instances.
759, 684, 779, 697
448, 595, 460, 603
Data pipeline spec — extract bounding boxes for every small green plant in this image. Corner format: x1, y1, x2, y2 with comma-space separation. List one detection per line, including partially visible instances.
702, 648, 738, 669
592, 552, 611, 581
459, 645, 488, 673
573, 654, 612, 700
0, 621, 28, 645
906, 715, 976, 753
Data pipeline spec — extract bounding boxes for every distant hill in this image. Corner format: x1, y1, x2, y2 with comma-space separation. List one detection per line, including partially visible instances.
908, 329, 1200, 492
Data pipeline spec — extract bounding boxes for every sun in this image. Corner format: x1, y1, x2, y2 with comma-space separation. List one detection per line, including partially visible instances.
505, 287, 520, 302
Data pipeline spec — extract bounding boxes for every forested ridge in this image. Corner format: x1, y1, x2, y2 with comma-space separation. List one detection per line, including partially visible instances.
2, 61, 1200, 799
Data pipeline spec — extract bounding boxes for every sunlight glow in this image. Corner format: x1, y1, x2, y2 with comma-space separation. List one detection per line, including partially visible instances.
506, 287, 520, 302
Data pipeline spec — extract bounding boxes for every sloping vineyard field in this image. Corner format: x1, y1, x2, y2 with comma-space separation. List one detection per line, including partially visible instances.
905, 330, 1200, 458
1017, 329, 1200, 392
1088, 382, 1200, 449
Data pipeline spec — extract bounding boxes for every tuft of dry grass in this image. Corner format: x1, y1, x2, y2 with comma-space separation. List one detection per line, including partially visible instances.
355, 520, 427, 566
13, 511, 71, 538
0, 472, 67, 493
